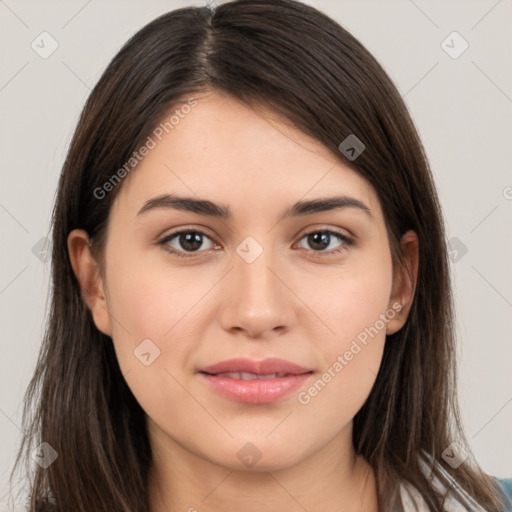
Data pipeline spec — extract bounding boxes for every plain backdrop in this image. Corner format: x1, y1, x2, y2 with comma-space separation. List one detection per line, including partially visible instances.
1, 0, 511, 508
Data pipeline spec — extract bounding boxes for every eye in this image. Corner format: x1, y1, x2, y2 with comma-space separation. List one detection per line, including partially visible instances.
296, 229, 353, 255
158, 227, 354, 259
158, 229, 217, 258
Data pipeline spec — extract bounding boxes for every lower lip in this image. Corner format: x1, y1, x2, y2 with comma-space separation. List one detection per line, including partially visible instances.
199, 372, 313, 404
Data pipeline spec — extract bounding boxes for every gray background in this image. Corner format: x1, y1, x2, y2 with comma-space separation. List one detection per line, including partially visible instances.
1, 0, 511, 508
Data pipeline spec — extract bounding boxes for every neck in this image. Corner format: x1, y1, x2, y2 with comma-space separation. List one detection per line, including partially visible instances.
147, 420, 379, 512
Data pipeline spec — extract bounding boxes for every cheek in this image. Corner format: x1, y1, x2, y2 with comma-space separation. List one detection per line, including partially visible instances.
104, 261, 205, 424
297, 252, 392, 410
104, 249, 211, 377
310, 252, 393, 344
107, 247, 213, 335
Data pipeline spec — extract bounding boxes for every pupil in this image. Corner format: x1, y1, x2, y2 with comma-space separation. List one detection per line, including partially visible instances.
309, 232, 329, 250
180, 232, 203, 251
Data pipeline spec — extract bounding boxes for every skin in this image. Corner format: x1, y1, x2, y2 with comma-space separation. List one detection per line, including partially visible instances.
68, 90, 419, 512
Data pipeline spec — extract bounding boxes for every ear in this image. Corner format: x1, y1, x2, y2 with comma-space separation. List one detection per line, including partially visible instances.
67, 229, 113, 337
386, 230, 419, 335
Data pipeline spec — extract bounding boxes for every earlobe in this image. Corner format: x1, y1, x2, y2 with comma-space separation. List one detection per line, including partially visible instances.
67, 229, 113, 337
386, 230, 419, 335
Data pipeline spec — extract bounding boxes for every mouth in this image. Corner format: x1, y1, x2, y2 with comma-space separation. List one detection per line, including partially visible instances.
197, 357, 314, 404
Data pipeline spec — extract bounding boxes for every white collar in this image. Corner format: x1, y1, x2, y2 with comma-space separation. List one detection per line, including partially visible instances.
399, 451, 487, 512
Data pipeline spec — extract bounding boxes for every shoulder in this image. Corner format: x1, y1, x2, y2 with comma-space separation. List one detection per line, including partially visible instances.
494, 477, 512, 511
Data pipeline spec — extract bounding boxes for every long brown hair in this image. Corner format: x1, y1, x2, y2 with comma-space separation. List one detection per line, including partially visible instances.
9, 0, 506, 510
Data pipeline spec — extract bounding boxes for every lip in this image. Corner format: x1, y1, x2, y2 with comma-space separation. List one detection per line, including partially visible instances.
198, 358, 314, 404
199, 357, 312, 376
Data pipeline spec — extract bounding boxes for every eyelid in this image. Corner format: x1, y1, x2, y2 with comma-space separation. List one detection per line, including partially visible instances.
157, 224, 217, 244
297, 225, 353, 241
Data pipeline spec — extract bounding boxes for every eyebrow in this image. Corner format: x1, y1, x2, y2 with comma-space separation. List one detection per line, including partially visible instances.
137, 193, 374, 221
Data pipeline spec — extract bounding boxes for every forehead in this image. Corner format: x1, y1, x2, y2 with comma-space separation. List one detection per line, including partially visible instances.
111, 91, 382, 222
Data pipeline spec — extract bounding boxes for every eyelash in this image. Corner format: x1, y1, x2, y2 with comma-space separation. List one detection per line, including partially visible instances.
157, 227, 354, 259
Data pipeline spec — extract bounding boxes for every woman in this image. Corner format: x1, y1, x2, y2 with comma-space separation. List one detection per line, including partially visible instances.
10, 0, 512, 510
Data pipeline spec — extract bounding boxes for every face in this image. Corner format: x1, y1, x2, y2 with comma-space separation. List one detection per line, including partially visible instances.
69, 90, 416, 473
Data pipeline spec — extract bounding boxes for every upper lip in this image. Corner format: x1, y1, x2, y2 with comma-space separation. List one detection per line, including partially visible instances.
199, 358, 313, 376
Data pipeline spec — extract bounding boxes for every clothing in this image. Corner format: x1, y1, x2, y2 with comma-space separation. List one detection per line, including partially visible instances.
496, 479, 512, 511
399, 451, 512, 511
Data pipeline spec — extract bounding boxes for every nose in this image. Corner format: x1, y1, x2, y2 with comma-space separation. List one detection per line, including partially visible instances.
218, 242, 296, 339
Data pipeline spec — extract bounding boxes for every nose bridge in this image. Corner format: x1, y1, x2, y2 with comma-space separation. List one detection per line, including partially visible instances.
219, 234, 294, 335
235, 234, 282, 304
